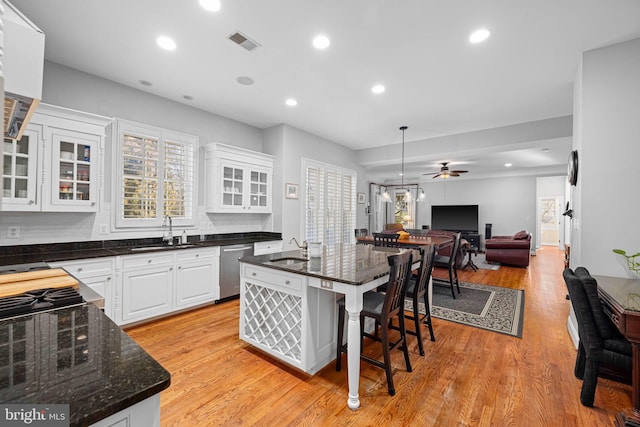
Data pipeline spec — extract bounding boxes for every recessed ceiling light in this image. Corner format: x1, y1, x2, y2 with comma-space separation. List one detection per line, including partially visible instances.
505, 163, 512, 167
139, 80, 152, 87
285, 98, 298, 107
237, 76, 255, 86
542, 148, 550, 152
199, 0, 221, 12
371, 84, 386, 94
183, 95, 194, 101
312, 34, 330, 49
157, 36, 177, 51
469, 28, 490, 44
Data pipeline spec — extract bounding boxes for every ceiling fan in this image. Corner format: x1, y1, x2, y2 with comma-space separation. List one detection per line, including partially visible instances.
423, 162, 468, 179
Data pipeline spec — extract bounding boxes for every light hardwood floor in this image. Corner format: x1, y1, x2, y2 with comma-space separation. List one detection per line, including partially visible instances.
126, 246, 632, 426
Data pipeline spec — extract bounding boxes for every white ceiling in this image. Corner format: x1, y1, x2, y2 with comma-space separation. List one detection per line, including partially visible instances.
10, 0, 640, 181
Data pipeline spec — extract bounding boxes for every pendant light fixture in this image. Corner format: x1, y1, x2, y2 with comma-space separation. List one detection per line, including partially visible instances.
400, 126, 412, 202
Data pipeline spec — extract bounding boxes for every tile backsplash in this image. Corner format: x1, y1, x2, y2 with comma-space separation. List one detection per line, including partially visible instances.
0, 203, 273, 246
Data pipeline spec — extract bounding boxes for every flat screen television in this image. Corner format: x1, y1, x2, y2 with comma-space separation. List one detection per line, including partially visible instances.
431, 205, 479, 233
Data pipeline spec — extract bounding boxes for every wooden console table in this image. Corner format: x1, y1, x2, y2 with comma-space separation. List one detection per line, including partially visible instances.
594, 275, 640, 426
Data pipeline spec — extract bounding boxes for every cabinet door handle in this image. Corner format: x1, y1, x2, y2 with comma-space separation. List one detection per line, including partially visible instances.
252, 272, 256, 276
77, 267, 83, 272
148, 259, 152, 264
28, 200, 35, 204
285, 280, 290, 285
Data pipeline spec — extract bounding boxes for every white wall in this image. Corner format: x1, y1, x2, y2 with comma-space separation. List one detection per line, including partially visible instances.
0, 61, 272, 245
263, 124, 368, 250
573, 37, 640, 277
407, 176, 537, 247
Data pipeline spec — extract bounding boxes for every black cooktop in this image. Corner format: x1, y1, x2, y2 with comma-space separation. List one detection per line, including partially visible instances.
0, 286, 85, 319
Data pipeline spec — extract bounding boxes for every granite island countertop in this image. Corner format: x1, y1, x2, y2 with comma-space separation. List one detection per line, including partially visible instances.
239, 243, 417, 285
0, 304, 170, 426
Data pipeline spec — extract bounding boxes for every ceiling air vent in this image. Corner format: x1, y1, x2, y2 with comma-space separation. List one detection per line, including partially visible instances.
228, 31, 261, 52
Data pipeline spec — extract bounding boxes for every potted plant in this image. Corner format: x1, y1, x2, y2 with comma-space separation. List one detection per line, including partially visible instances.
613, 249, 640, 277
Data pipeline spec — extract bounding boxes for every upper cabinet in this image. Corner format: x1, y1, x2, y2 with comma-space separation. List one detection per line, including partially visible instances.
205, 143, 274, 214
1, 103, 111, 212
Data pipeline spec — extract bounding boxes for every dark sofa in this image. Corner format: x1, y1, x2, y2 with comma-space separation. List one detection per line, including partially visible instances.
485, 230, 532, 267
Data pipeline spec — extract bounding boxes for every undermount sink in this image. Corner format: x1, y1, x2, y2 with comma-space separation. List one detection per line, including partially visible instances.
128, 244, 195, 252
267, 257, 309, 266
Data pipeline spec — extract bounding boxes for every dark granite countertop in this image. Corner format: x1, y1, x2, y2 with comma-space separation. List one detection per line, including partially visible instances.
0, 304, 170, 426
239, 243, 417, 285
0, 232, 282, 267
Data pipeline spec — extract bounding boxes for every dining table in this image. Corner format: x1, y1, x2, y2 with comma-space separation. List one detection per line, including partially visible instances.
356, 234, 454, 250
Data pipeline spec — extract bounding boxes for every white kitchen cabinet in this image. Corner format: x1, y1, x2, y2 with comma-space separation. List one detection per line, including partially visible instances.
240, 263, 336, 374
89, 394, 161, 427
2, 125, 41, 211
205, 143, 274, 213
119, 253, 175, 325
116, 246, 219, 326
50, 257, 116, 319
175, 247, 219, 307
1, 103, 111, 212
254, 240, 283, 255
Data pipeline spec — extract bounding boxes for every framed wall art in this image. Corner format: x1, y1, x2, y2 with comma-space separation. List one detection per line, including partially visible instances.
285, 183, 299, 199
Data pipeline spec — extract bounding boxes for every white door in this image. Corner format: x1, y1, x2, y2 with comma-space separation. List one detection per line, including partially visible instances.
539, 197, 561, 246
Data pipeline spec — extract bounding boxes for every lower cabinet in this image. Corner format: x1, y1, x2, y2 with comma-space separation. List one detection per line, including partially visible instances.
176, 248, 220, 306
50, 257, 116, 319
120, 253, 175, 324
90, 394, 161, 427
117, 247, 220, 326
239, 263, 336, 374
54, 247, 220, 326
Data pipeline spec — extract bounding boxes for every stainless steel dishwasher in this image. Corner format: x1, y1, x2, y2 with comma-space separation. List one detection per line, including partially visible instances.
217, 243, 254, 302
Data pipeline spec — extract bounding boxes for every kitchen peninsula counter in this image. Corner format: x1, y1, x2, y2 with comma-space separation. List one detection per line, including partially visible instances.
238, 243, 416, 409
0, 303, 170, 426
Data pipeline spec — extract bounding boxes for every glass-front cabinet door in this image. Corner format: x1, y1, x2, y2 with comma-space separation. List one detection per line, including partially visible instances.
47, 128, 100, 212
248, 166, 271, 212
1, 126, 41, 211
221, 163, 244, 209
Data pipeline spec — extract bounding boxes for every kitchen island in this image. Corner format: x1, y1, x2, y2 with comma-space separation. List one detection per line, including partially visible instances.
239, 243, 418, 410
0, 303, 170, 426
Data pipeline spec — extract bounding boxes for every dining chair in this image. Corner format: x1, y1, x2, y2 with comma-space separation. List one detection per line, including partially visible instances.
372, 232, 400, 248
433, 232, 462, 298
405, 228, 429, 239
390, 244, 436, 355
563, 267, 632, 407
335, 250, 413, 396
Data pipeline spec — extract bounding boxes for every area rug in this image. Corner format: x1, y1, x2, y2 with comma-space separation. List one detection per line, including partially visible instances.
406, 281, 524, 338
469, 253, 500, 270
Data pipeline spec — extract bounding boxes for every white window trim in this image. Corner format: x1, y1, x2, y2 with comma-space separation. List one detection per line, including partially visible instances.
113, 119, 198, 229
301, 157, 357, 245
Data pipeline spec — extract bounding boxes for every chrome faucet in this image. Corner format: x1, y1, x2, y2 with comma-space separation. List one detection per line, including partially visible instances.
162, 215, 173, 245
289, 237, 308, 256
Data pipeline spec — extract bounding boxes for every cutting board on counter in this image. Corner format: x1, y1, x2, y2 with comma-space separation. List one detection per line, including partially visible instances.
0, 268, 79, 298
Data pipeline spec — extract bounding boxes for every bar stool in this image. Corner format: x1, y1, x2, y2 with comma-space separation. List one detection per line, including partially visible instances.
335, 251, 413, 396
390, 244, 436, 356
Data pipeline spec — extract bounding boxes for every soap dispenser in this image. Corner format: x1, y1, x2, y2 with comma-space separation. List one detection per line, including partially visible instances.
181, 230, 188, 244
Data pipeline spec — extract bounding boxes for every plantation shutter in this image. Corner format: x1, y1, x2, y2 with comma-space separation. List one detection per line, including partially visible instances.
116, 120, 197, 228
122, 133, 159, 219
304, 159, 356, 245
163, 139, 194, 218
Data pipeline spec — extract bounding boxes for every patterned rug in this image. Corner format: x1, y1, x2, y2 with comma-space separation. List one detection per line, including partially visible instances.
468, 253, 500, 270
406, 281, 524, 338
